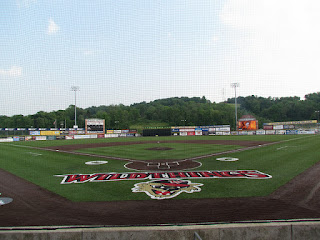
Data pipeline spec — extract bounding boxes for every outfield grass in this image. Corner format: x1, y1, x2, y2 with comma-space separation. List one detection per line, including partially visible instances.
7, 134, 302, 148
0, 134, 319, 202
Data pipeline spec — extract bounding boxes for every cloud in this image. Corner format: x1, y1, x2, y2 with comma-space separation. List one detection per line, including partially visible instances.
0, 66, 23, 77
219, 0, 320, 98
47, 18, 60, 35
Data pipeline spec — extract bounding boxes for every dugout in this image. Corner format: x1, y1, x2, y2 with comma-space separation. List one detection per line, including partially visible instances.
142, 128, 171, 136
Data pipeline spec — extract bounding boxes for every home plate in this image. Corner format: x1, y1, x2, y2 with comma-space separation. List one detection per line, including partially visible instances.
85, 161, 108, 165
0, 197, 13, 206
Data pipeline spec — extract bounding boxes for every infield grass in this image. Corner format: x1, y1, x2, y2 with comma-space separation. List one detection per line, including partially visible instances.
1, 134, 319, 201
76, 142, 242, 160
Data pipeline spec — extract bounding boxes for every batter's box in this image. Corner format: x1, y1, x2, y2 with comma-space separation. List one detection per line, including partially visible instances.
147, 162, 179, 169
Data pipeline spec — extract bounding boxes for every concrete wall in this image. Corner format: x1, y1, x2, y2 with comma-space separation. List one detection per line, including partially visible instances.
1, 221, 320, 240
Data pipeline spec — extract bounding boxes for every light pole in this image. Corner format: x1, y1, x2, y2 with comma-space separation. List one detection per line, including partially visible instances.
181, 119, 186, 126
231, 83, 240, 132
71, 86, 80, 128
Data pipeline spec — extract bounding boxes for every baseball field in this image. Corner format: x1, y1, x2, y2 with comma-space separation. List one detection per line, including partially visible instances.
1, 134, 320, 226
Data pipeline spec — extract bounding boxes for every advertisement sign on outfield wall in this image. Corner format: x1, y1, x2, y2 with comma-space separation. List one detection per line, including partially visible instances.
286, 130, 298, 135
238, 131, 248, 135
180, 128, 195, 132
47, 136, 57, 140
35, 136, 47, 141
105, 134, 118, 138
256, 130, 266, 135
40, 131, 60, 136
283, 125, 295, 129
265, 120, 317, 125
266, 130, 276, 135
263, 125, 273, 130
13, 136, 20, 141
273, 125, 283, 130
97, 134, 105, 138
29, 131, 41, 135
275, 130, 286, 135
215, 127, 231, 132
298, 130, 316, 134
0, 138, 13, 142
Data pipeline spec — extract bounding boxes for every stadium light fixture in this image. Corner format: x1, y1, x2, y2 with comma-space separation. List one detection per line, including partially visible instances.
231, 83, 240, 131
71, 86, 80, 128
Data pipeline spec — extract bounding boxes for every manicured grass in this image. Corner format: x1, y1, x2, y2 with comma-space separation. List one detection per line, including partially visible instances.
7, 134, 301, 147
76, 142, 242, 160
0, 134, 318, 201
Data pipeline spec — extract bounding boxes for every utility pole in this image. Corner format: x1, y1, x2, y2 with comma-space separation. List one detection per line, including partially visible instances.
71, 86, 80, 128
231, 83, 240, 132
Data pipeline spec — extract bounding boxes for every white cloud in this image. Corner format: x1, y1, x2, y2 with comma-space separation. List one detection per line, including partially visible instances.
0, 66, 23, 77
219, 0, 320, 99
47, 18, 60, 35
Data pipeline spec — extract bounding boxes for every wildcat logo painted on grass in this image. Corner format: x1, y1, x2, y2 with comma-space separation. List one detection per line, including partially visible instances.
132, 179, 203, 200
56, 170, 272, 184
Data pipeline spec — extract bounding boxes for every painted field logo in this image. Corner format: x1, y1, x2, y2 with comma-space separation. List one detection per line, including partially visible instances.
132, 179, 203, 200
56, 170, 272, 184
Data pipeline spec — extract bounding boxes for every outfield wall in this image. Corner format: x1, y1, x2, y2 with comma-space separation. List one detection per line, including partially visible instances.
2, 221, 320, 240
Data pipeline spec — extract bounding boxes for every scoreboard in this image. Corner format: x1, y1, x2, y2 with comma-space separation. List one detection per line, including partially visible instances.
85, 119, 105, 134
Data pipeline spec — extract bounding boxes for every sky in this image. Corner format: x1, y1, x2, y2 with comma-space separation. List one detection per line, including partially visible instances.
1, 0, 320, 116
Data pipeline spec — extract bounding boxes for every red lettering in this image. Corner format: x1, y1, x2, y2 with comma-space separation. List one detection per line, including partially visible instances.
238, 170, 271, 179
219, 171, 243, 177
187, 172, 201, 177
179, 172, 187, 178
168, 172, 182, 178
150, 173, 161, 179
109, 174, 120, 180
62, 174, 97, 184
95, 174, 112, 181
200, 171, 212, 177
